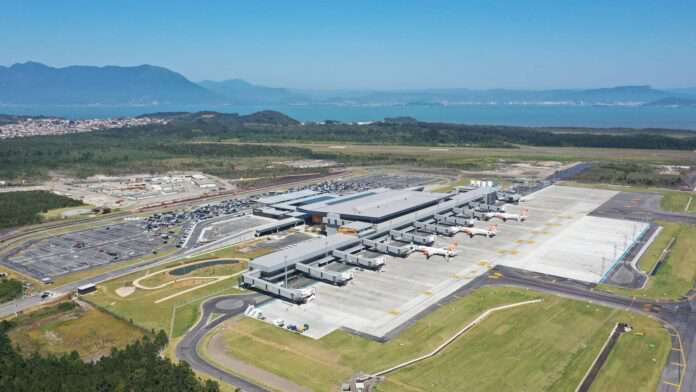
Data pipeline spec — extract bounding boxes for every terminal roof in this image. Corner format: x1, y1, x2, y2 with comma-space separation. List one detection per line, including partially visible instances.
300, 188, 447, 222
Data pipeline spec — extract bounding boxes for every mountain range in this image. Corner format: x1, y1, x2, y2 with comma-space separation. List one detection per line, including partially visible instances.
0, 62, 219, 105
1, 61, 695, 107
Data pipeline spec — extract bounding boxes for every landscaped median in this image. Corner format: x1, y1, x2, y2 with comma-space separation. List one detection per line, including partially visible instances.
199, 287, 669, 392
83, 244, 263, 338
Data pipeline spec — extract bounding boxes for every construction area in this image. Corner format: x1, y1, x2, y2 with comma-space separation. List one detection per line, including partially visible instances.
240, 184, 651, 339
34, 172, 234, 209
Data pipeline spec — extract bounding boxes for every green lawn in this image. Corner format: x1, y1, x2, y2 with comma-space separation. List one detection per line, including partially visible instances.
590, 322, 670, 392
138, 261, 246, 288
601, 222, 696, 300
84, 244, 264, 337
661, 191, 696, 213
210, 287, 669, 392
8, 301, 146, 361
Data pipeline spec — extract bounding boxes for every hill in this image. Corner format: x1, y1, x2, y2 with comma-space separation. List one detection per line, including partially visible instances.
0, 62, 221, 105
141, 110, 299, 126
1, 61, 694, 107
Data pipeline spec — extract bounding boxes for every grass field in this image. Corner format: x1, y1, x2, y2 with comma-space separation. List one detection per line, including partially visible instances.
84, 243, 270, 338
220, 142, 696, 165
138, 260, 245, 288
39, 205, 93, 222
601, 222, 696, 300
661, 191, 696, 213
207, 287, 669, 392
7, 301, 146, 361
87, 271, 244, 338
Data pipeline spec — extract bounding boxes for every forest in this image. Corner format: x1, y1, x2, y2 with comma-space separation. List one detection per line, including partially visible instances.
0, 191, 83, 229
0, 278, 23, 303
2, 111, 696, 181
572, 162, 686, 188
0, 321, 219, 392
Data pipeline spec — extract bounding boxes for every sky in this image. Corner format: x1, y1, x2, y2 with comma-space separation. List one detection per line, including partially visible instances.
1, 1, 695, 90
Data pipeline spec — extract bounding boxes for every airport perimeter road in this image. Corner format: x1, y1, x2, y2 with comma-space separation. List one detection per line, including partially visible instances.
0, 247, 192, 318
0, 171, 357, 319
591, 191, 696, 225
0, 225, 255, 319
488, 267, 696, 392
178, 267, 695, 392
176, 294, 272, 392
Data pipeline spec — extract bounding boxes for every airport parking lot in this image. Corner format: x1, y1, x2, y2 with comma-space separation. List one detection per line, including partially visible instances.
256, 186, 651, 339
198, 215, 274, 243
1, 222, 169, 279
242, 232, 316, 254
289, 173, 440, 195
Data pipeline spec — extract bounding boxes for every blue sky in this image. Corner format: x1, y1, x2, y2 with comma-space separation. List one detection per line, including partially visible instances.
1, 1, 695, 89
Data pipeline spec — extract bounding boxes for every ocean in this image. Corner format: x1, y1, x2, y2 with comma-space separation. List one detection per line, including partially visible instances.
2, 104, 696, 130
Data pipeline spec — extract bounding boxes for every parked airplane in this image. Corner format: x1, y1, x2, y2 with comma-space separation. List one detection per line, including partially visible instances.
486, 209, 528, 222
460, 225, 497, 238
416, 242, 459, 260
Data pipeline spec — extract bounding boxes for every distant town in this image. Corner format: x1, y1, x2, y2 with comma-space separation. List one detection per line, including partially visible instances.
0, 116, 168, 139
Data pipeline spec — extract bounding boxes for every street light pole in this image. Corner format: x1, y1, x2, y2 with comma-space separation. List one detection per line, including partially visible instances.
284, 255, 288, 287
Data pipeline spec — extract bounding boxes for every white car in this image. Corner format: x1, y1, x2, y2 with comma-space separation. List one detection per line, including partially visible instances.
40, 291, 56, 300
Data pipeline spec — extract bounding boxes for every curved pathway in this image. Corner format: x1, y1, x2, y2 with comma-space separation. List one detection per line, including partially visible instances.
133, 258, 247, 290
180, 267, 696, 392
486, 266, 695, 392
176, 294, 274, 392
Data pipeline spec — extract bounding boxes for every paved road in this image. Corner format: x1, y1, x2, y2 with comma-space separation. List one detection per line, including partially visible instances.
0, 170, 351, 319
0, 247, 190, 318
176, 294, 272, 392
179, 267, 695, 392
488, 266, 695, 392
591, 191, 696, 225
0, 223, 261, 319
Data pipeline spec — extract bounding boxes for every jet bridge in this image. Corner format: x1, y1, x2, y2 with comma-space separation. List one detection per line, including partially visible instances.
434, 213, 475, 227
360, 238, 415, 257
389, 229, 435, 245
331, 249, 386, 269
414, 221, 460, 236
294, 263, 353, 285
452, 207, 490, 221
452, 206, 475, 217
471, 202, 506, 213
240, 270, 316, 304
